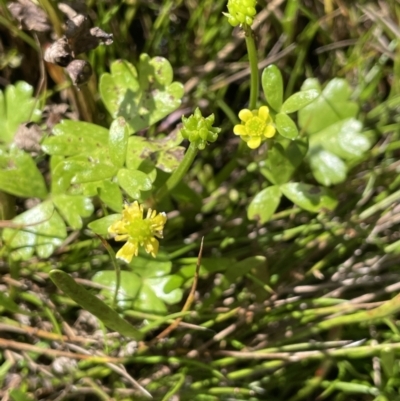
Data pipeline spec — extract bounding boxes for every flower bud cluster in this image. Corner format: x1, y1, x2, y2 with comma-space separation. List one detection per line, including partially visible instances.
180, 108, 221, 150
224, 0, 257, 27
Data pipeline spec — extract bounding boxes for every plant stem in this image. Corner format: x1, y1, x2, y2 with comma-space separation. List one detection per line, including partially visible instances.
155, 142, 198, 202
244, 24, 259, 109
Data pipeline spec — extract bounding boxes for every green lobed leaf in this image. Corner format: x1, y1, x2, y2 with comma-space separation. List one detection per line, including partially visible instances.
51, 158, 85, 194
298, 78, 359, 135
42, 120, 109, 156
2, 201, 67, 260
130, 257, 173, 277
281, 89, 319, 114
0, 147, 48, 198
155, 147, 185, 173
275, 113, 299, 139
126, 131, 184, 172
0, 81, 42, 144
108, 117, 129, 168
93, 257, 183, 313
248, 185, 282, 223
117, 168, 153, 199
99, 55, 184, 133
52, 194, 94, 230
93, 270, 141, 310
261, 65, 283, 112
50, 269, 143, 340
70, 158, 118, 184
97, 180, 123, 212
280, 182, 338, 213
308, 148, 347, 186
261, 138, 308, 185
309, 118, 369, 160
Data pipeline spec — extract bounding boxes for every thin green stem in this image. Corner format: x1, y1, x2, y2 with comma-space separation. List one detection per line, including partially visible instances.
244, 24, 259, 109
97, 236, 120, 310
155, 142, 199, 202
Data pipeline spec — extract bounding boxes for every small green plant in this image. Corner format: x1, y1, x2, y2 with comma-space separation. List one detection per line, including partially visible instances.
1, 0, 373, 343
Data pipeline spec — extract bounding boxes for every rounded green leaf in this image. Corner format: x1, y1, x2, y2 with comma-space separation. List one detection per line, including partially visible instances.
109, 117, 129, 168
98, 180, 123, 212
99, 60, 139, 118
52, 120, 109, 142
42, 134, 97, 156
0, 81, 42, 144
93, 270, 141, 310
280, 182, 338, 213
298, 78, 359, 135
143, 54, 173, 85
262, 138, 308, 185
275, 113, 299, 139
248, 185, 282, 223
130, 257, 172, 278
0, 147, 48, 198
53, 194, 94, 229
99, 56, 184, 133
262, 65, 283, 112
93, 258, 183, 314
281, 89, 319, 113
71, 160, 117, 184
146, 276, 183, 305
88, 214, 121, 236
309, 149, 347, 186
117, 168, 152, 199
2, 201, 67, 260
309, 118, 369, 160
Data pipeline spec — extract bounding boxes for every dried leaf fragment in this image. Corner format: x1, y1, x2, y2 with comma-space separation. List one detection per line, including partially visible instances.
65, 59, 93, 86
8, 0, 51, 32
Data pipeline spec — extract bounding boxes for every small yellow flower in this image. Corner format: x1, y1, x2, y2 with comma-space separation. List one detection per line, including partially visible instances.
233, 106, 276, 149
108, 201, 167, 263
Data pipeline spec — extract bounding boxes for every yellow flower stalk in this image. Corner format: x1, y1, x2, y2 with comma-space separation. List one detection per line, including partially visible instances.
108, 201, 167, 263
233, 106, 276, 149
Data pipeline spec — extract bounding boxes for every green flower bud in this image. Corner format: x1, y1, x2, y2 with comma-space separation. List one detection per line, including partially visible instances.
223, 0, 257, 27
180, 108, 221, 150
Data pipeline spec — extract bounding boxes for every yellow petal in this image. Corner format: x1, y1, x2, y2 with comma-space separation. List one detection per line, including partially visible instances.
233, 124, 247, 136
258, 106, 270, 121
108, 220, 127, 235
238, 109, 253, 122
144, 237, 159, 258
247, 136, 262, 149
125, 201, 143, 220
264, 125, 276, 138
116, 241, 138, 263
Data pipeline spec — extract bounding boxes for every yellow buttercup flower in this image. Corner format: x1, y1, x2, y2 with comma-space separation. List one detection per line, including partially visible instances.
233, 106, 276, 149
108, 201, 167, 263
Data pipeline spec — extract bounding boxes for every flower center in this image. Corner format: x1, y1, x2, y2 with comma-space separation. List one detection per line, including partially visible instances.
245, 116, 265, 136
125, 219, 152, 242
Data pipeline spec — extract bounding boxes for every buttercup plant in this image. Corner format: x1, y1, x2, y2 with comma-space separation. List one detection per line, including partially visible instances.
1, 0, 393, 399
1, 0, 369, 311
0, 0, 375, 378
